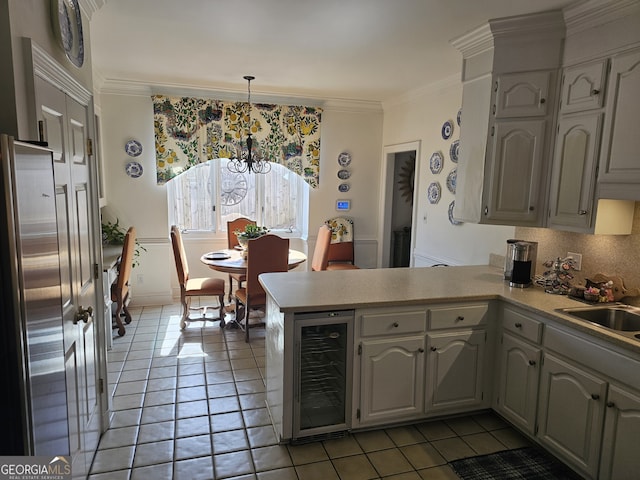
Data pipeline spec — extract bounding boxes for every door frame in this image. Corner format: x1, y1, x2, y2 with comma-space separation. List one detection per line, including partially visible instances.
378, 141, 421, 268
27, 39, 109, 434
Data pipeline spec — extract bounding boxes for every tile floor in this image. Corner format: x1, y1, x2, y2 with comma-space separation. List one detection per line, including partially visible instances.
89, 303, 532, 480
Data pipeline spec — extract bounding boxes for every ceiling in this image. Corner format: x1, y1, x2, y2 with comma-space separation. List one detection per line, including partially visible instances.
89, 0, 582, 104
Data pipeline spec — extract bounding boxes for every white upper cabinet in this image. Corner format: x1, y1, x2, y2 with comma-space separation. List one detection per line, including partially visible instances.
560, 60, 608, 114
451, 11, 565, 226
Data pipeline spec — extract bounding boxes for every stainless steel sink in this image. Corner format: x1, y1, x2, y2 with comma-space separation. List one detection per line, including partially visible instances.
559, 304, 640, 338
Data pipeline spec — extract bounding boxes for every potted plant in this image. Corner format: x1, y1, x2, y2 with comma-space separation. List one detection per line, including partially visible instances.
101, 218, 147, 268
234, 224, 269, 256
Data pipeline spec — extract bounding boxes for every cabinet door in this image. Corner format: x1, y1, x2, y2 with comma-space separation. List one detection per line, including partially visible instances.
484, 120, 546, 225
548, 113, 603, 231
426, 330, 486, 412
537, 353, 606, 479
599, 384, 640, 480
599, 48, 640, 184
496, 333, 541, 435
494, 71, 551, 118
561, 60, 608, 113
359, 336, 425, 425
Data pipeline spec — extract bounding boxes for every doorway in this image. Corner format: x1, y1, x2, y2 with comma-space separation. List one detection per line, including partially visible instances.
378, 141, 421, 268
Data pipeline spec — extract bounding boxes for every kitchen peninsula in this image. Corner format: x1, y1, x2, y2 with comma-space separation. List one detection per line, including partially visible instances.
260, 266, 640, 480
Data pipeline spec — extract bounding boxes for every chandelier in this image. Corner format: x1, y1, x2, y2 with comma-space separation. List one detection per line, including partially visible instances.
227, 75, 271, 174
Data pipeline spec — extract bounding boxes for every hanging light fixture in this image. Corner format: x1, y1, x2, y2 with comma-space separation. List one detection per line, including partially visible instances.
228, 75, 271, 174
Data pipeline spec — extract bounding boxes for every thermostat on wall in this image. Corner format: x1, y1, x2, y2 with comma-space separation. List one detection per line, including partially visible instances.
336, 199, 351, 211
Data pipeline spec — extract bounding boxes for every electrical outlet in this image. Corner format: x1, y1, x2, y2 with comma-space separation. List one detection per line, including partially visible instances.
567, 252, 582, 271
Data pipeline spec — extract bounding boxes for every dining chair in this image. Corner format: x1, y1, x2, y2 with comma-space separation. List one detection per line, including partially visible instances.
111, 226, 136, 336
234, 234, 289, 342
171, 225, 226, 329
311, 224, 332, 271
325, 216, 360, 270
226, 217, 256, 302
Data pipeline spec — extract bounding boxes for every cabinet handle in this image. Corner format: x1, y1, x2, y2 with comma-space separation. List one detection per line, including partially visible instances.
430, 346, 437, 352
578, 210, 588, 215
456, 316, 464, 322
540, 98, 546, 104
492, 104, 496, 115
606, 401, 615, 408
528, 360, 536, 366
514, 322, 522, 328
591, 394, 600, 400
418, 348, 425, 353
392, 322, 399, 328
529, 206, 535, 211
484, 206, 489, 215
591, 89, 600, 95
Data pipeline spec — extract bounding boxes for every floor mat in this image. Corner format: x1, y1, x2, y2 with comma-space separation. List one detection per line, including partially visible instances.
450, 447, 584, 480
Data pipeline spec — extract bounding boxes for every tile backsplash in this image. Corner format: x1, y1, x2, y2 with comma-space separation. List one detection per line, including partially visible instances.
513, 202, 640, 304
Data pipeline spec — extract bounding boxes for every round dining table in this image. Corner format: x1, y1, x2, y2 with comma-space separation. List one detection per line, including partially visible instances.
200, 248, 307, 275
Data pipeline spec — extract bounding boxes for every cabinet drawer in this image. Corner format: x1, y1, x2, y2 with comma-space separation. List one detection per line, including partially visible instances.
429, 304, 488, 330
360, 310, 426, 337
502, 307, 542, 343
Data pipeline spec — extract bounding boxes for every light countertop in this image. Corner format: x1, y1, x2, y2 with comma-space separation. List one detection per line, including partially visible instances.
260, 265, 640, 354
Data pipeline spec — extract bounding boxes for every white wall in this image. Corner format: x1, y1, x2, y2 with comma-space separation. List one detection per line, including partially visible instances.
382, 80, 515, 266
97, 93, 383, 304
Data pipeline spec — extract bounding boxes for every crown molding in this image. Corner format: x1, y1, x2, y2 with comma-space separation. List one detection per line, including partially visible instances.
382, 73, 460, 110
78, 0, 107, 19
564, 0, 640, 35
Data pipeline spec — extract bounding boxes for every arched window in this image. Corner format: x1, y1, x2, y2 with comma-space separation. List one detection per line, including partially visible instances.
166, 158, 309, 237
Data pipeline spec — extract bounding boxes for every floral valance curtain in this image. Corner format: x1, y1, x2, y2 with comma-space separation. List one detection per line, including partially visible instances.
152, 95, 322, 188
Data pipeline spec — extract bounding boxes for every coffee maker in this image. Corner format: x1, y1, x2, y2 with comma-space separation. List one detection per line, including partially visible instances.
504, 240, 538, 288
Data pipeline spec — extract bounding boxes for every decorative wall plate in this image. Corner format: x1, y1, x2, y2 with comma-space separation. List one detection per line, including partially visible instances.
338, 183, 350, 193
125, 161, 143, 178
429, 151, 444, 174
125, 139, 143, 157
427, 182, 441, 204
448, 201, 463, 225
441, 120, 454, 140
446, 168, 457, 194
449, 140, 460, 163
53, 0, 85, 68
337, 169, 351, 180
337, 152, 352, 167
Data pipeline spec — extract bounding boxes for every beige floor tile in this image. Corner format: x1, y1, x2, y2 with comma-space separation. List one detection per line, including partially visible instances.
239, 392, 266, 410
490, 427, 532, 449
444, 416, 484, 436
400, 442, 446, 469
367, 448, 413, 477
212, 411, 245, 432
251, 445, 293, 471
137, 420, 175, 443
174, 456, 215, 480
431, 437, 477, 462
323, 435, 364, 458
332, 454, 378, 480
176, 415, 211, 438
246, 425, 279, 448
133, 439, 174, 467
175, 434, 213, 460
143, 388, 176, 407
130, 462, 171, 480
97, 425, 139, 449
256, 466, 298, 480
295, 460, 339, 480
242, 408, 271, 428
472, 411, 508, 431
415, 421, 456, 441
212, 428, 250, 454
384, 472, 422, 480
354, 429, 395, 452
209, 395, 241, 414
208, 382, 238, 398
236, 379, 266, 394
462, 431, 508, 455
287, 442, 329, 465
214, 449, 255, 478
140, 403, 175, 424
90, 445, 135, 474
385, 425, 426, 446
177, 385, 208, 402
417, 464, 460, 480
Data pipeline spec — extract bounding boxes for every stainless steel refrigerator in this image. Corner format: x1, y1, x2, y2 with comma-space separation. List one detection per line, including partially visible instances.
0, 134, 69, 455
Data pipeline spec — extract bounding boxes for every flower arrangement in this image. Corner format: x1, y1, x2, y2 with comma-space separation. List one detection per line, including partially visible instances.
101, 218, 147, 268
234, 224, 269, 248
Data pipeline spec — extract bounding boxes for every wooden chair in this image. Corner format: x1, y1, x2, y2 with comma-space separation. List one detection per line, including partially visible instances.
226, 217, 256, 302
311, 224, 332, 271
111, 226, 136, 336
171, 225, 225, 329
234, 234, 289, 342
325, 216, 360, 270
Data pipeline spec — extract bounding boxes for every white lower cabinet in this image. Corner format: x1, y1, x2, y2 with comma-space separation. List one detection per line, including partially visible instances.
495, 332, 541, 434
599, 384, 640, 480
537, 352, 607, 478
426, 330, 486, 412
359, 336, 425, 426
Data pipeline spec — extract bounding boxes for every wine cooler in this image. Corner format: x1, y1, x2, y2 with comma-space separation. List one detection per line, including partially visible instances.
293, 310, 354, 441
